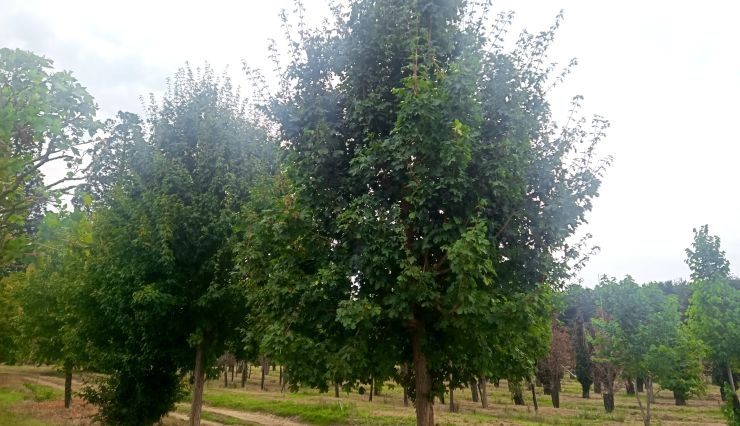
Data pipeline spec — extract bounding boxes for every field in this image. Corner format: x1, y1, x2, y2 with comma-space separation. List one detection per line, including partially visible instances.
0, 365, 727, 425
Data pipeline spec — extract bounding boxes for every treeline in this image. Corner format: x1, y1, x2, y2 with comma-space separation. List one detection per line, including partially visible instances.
0, 1, 738, 426
557, 237, 740, 426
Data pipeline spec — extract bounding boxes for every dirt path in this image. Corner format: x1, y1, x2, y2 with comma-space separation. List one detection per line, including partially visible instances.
167, 411, 223, 425
173, 403, 306, 426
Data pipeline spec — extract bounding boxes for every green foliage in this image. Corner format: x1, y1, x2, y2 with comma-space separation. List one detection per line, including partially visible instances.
688, 279, 740, 367
685, 225, 731, 282
245, 3, 608, 423
644, 327, 706, 401
0, 48, 97, 270
722, 384, 740, 426
15, 211, 91, 371
82, 65, 272, 425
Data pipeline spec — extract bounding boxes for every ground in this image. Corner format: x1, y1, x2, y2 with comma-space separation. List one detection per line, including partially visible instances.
0, 365, 727, 425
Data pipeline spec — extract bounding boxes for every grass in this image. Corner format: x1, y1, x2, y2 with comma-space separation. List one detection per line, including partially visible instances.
0, 387, 53, 426
204, 390, 355, 425
23, 383, 61, 402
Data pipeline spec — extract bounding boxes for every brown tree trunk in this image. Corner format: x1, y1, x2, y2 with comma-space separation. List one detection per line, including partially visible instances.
335, 381, 340, 398
224, 367, 228, 387
241, 362, 247, 388
190, 343, 205, 426
369, 378, 374, 402
594, 380, 602, 394
626, 378, 635, 395
637, 376, 644, 393
64, 363, 72, 409
470, 378, 479, 402
260, 356, 267, 391
449, 380, 457, 412
728, 364, 740, 414
603, 393, 614, 413
411, 321, 434, 426
551, 378, 560, 408
530, 381, 539, 412
479, 376, 489, 408
510, 381, 524, 405
674, 395, 686, 406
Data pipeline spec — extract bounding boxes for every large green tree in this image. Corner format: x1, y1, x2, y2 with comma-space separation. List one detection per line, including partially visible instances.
0, 48, 97, 269
83, 66, 272, 426
243, 1, 609, 424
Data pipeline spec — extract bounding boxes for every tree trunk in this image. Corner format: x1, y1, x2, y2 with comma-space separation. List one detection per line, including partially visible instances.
552, 379, 560, 408
479, 376, 489, 408
727, 364, 740, 414
335, 381, 340, 398
224, 367, 228, 387
509, 381, 525, 405
626, 378, 635, 395
637, 376, 644, 393
449, 381, 457, 412
674, 394, 686, 406
403, 386, 409, 407
369, 378, 374, 402
63, 363, 72, 409
635, 382, 650, 426
470, 378, 479, 402
594, 380, 602, 394
647, 379, 655, 404
190, 343, 205, 426
493, 378, 500, 388
530, 381, 538, 412
260, 356, 267, 391
411, 321, 434, 426
241, 362, 247, 388
603, 393, 614, 413
279, 366, 283, 391
581, 382, 590, 399
230, 365, 234, 383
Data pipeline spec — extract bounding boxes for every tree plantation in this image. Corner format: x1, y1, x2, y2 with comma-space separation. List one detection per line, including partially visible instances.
0, 1, 739, 426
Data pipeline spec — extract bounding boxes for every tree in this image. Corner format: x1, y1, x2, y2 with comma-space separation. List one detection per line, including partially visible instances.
83, 66, 272, 425
538, 320, 573, 408
644, 327, 705, 406
685, 225, 740, 417
247, 1, 609, 425
563, 284, 596, 398
16, 210, 92, 408
0, 48, 97, 269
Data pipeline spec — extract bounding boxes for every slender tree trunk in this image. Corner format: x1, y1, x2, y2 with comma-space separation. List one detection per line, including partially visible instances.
335, 381, 340, 398
230, 365, 234, 383
551, 376, 560, 408
260, 356, 267, 391
190, 343, 205, 426
594, 380, 602, 394
63, 363, 72, 409
637, 376, 644, 393
648, 378, 655, 404
224, 367, 228, 387
510, 381, 524, 405
470, 378, 479, 403
480, 377, 489, 408
369, 378, 374, 402
635, 383, 649, 426
492, 378, 499, 388
241, 362, 247, 388
530, 381, 538, 412
581, 382, 590, 399
279, 366, 283, 391
403, 386, 409, 407
674, 394, 686, 406
411, 321, 434, 426
728, 364, 737, 393
727, 364, 740, 413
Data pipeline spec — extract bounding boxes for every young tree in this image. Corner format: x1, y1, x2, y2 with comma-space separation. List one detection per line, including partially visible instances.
83, 66, 272, 425
563, 284, 596, 398
685, 226, 740, 416
17, 210, 92, 408
538, 321, 573, 408
247, 1, 609, 424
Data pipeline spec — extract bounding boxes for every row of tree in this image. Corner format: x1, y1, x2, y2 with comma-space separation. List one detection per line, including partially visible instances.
0, 1, 738, 426
552, 227, 740, 425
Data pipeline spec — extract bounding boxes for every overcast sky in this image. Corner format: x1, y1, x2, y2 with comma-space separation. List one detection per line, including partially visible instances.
3, 0, 739, 286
